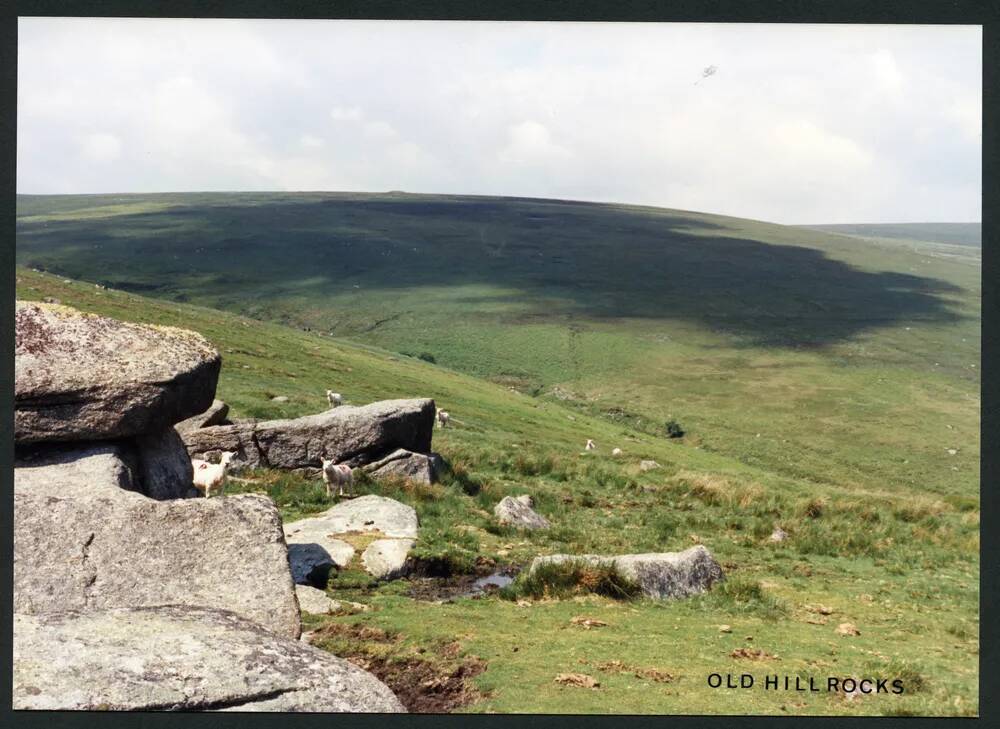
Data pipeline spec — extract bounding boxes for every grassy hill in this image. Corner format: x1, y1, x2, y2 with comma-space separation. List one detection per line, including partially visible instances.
802, 223, 981, 248
15, 202, 980, 716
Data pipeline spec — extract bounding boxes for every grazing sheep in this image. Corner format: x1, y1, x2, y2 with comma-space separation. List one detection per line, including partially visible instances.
326, 390, 343, 407
321, 458, 354, 498
612, 447, 623, 456
192, 451, 236, 498
585, 439, 596, 451
436, 408, 450, 428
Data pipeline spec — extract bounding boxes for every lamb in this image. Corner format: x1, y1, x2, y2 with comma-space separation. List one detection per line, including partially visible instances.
321, 458, 354, 498
326, 390, 343, 407
192, 451, 236, 498
585, 439, 596, 451
436, 408, 450, 428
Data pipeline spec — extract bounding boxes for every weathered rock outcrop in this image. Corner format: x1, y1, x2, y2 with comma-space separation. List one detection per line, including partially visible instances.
283, 496, 419, 583
295, 584, 337, 615
14, 489, 300, 638
494, 494, 551, 530
15, 301, 221, 444
528, 545, 724, 599
364, 448, 443, 485
13, 606, 405, 712
14, 442, 141, 497
175, 398, 230, 433
181, 399, 435, 470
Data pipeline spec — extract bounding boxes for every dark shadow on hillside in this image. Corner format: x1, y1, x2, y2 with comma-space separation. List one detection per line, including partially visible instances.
15, 195, 969, 349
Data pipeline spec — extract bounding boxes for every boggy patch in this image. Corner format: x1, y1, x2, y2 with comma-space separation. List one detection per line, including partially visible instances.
308, 622, 487, 713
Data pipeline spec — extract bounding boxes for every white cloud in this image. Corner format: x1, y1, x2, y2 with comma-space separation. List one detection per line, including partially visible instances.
16, 19, 981, 223
79, 132, 122, 163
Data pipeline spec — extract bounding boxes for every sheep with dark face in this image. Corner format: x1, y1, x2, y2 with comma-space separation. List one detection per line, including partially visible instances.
326, 390, 343, 407
436, 408, 450, 428
321, 458, 354, 498
585, 439, 596, 451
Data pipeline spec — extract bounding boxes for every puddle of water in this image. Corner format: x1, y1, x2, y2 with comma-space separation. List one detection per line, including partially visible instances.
471, 573, 514, 591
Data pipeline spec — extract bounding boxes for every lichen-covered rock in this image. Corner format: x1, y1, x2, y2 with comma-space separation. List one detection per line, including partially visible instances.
13, 605, 405, 712
528, 545, 724, 599
181, 399, 435, 470
15, 301, 221, 444
286, 495, 419, 539
364, 448, 443, 485
639, 460, 661, 472
133, 427, 197, 499
362, 539, 416, 580
14, 490, 300, 638
494, 494, 551, 530
175, 399, 230, 433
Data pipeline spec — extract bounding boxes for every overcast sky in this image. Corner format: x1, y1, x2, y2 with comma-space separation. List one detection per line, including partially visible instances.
17, 19, 981, 224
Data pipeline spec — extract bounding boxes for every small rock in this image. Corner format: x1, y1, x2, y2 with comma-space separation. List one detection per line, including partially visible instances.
836, 622, 861, 636
295, 584, 336, 615
769, 527, 788, 543
362, 538, 416, 580
718, 624, 732, 633
554, 673, 600, 689
495, 494, 551, 530
639, 460, 660, 472
570, 616, 608, 629
947, 449, 958, 455
271, 396, 289, 403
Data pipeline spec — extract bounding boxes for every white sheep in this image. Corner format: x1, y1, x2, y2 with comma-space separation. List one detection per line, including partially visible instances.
326, 390, 343, 407
192, 451, 236, 498
585, 439, 596, 451
612, 447, 623, 456
436, 408, 450, 428
321, 458, 354, 498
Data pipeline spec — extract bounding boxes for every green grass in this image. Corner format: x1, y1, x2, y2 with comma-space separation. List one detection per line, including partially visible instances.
12, 191, 980, 716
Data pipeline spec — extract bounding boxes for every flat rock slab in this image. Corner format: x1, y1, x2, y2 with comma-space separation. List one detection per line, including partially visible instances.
362, 539, 416, 580
14, 442, 141, 498
15, 301, 221, 444
284, 496, 419, 581
364, 448, 443, 485
495, 494, 551, 530
182, 398, 435, 470
15, 490, 300, 638
13, 605, 404, 712
529, 545, 724, 599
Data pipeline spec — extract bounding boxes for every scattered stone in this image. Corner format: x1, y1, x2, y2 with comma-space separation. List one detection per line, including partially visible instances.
718, 624, 732, 633
365, 448, 444, 485
570, 616, 608, 629
730, 648, 778, 660
15, 301, 221, 444
271, 396, 289, 403
132, 427, 197, 500
174, 399, 230, 433
808, 604, 835, 615
639, 460, 660, 472
528, 545, 724, 600
14, 490, 300, 638
13, 606, 404, 712
182, 399, 435, 470
295, 584, 336, 615
947, 449, 958, 455
836, 622, 861, 636
362, 539, 417, 580
769, 527, 788, 543
554, 673, 600, 689
495, 494, 551, 530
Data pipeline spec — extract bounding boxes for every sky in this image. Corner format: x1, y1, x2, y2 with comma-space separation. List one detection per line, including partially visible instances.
17, 19, 981, 224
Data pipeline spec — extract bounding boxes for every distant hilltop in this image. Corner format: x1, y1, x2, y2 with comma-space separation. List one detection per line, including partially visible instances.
800, 222, 981, 248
